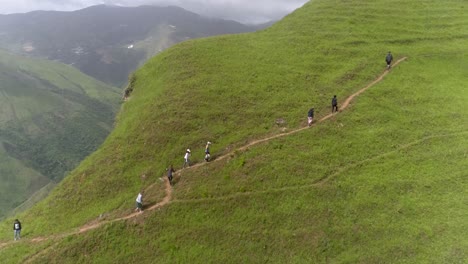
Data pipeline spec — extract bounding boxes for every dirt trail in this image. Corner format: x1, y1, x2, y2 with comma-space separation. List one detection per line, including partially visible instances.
0, 58, 407, 251
0, 179, 173, 251
230, 57, 408, 153
78, 178, 173, 234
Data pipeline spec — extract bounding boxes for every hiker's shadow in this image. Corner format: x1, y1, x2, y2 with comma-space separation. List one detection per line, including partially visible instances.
142, 202, 158, 210
171, 177, 180, 187
206, 154, 219, 162
171, 156, 218, 186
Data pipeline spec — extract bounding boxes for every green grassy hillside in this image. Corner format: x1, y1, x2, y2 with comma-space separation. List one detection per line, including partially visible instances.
0, 0, 467, 262
0, 50, 120, 217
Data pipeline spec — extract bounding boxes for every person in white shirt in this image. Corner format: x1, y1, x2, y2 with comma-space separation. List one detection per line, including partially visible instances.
135, 192, 143, 212
183, 149, 191, 168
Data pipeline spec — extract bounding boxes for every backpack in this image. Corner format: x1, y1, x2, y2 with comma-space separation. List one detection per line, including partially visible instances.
386, 54, 393, 62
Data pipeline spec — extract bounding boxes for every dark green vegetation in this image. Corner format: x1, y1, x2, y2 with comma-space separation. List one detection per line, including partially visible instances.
0, 50, 120, 217
1, 0, 467, 262
0, 5, 259, 86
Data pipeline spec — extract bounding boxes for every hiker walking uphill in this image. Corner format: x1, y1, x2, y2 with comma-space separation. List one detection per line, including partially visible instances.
332, 95, 338, 113
183, 149, 191, 168
13, 219, 21, 241
204, 141, 212, 162
307, 108, 315, 126
386, 51, 393, 69
135, 192, 143, 212
167, 165, 175, 186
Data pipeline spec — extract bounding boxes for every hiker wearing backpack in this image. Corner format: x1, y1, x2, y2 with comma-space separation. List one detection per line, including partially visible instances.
204, 141, 212, 162
307, 108, 315, 126
386, 51, 393, 69
332, 95, 338, 113
183, 149, 191, 168
167, 165, 175, 186
13, 219, 21, 241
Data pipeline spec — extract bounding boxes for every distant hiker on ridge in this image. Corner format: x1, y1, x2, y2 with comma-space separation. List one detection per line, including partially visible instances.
135, 192, 143, 212
308, 108, 315, 127
167, 165, 175, 186
204, 141, 212, 162
332, 95, 338, 113
183, 149, 191, 168
386, 51, 393, 69
13, 219, 21, 241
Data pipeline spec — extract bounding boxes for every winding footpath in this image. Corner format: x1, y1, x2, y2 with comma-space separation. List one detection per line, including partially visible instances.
0, 57, 408, 252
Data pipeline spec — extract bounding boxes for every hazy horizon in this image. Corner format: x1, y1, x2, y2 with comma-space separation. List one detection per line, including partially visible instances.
0, 0, 309, 23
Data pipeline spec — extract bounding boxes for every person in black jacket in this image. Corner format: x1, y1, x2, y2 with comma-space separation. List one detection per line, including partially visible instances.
332, 95, 338, 113
307, 108, 315, 127
13, 219, 21, 241
167, 165, 175, 186
386, 51, 393, 69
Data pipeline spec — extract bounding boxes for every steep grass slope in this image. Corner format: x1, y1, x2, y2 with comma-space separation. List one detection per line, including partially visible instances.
0, 0, 467, 262
0, 50, 120, 217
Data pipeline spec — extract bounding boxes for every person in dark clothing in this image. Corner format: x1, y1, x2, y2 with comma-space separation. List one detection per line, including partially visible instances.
307, 108, 314, 127
332, 95, 338, 113
167, 165, 175, 186
386, 51, 393, 69
13, 219, 21, 241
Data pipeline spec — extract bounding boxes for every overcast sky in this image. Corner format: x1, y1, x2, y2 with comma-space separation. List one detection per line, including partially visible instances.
0, 0, 309, 23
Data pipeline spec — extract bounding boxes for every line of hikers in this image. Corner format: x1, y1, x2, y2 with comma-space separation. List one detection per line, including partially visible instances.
134, 95, 339, 211
134, 141, 212, 212
308, 94, 339, 126
133, 98, 332, 212
308, 52, 393, 126
9, 53, 396, 239
182, 141, 211, 169
134, 52, 395, 213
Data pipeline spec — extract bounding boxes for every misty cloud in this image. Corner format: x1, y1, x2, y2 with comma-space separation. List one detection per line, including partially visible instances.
0, 0, 309, 23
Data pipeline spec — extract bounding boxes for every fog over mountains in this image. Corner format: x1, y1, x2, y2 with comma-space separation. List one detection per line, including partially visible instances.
0, 0, 308, 23
0, 5, 261, 86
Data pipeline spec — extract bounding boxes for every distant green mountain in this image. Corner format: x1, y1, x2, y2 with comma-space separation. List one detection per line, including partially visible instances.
0, 49, 120, 217
0, 5, 260, 86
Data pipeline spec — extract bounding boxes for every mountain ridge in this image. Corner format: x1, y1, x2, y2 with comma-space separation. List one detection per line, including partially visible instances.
0, 5, 261, 86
